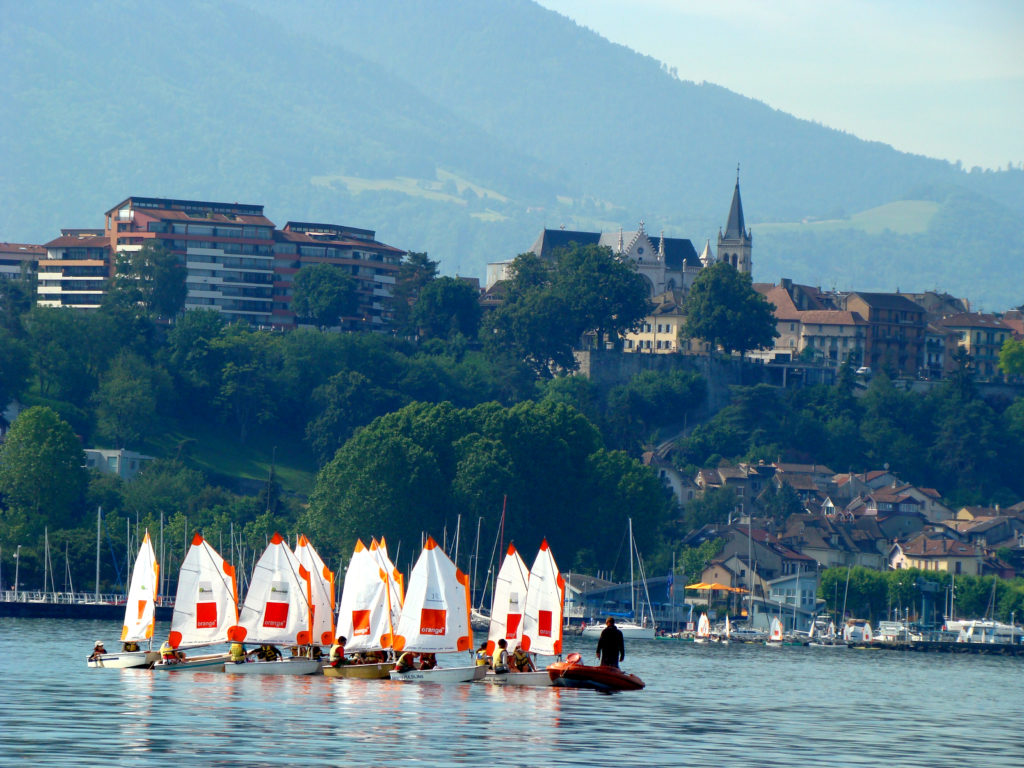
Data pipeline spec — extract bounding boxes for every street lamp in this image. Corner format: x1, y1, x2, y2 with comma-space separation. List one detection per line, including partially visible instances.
14, 545, 21, 601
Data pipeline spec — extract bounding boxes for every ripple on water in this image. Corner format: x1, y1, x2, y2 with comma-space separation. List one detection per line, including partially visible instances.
2, 619, 1023, 767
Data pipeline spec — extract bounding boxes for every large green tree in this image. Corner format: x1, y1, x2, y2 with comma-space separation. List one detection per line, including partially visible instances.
683, 262, 777, 356
291, 263, 357, 328
484, 244, 650, 375
109, 239, 187, 318
92, 352, 172, 447
392, 251, 439, 334
411, 276, 482, 340
0, 328, 30, 407
0, 406, 87, 532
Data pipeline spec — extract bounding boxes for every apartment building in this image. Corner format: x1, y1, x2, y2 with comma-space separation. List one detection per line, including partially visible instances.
272, 222, 403, 330
105, 197, 277, 325
0, 242, 43, 280
842, 292, 926, 377
937, 312, 1013, 380
38, 230, 110, 309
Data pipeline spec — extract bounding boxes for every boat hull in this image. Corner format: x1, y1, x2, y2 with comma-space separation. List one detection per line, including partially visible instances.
86, 650, 158, 669
388, 665, 484, 683
323, 662, 395, 679
152, 653, 228, 672
581, 623, 656, 640
225, 658, 321, 675
487, 669, 552, 687
546, 662, 644, 691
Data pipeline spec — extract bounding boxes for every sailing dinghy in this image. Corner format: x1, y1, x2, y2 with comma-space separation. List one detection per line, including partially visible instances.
765, 616, 785, 647
484, 544, 530, 684
389, 536, 482, 683
328, 538, 403, 679
508, 539, 565, 687
694, 612, 712, 644
295, 534, 336, 647
154, 534, 238, 672
721, 614, 732, 645
226, 533, 321, 675
87, 532, 160, 669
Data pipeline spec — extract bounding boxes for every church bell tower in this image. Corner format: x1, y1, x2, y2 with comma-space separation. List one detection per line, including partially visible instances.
717, 165, 752, 274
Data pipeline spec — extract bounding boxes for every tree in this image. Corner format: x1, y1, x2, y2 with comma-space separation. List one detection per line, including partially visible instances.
291, 263, 357, 328
305, 370, 404, 465
410, 276, 482, 340
392, 251, 439, 334
92, 352, 171, 447
0, 328, 30, 406
999, 337, 1024, 378
683, 262, 778, 356
553, 243, 651, 349
109, 240, 187, 318
0, 406, 87, 532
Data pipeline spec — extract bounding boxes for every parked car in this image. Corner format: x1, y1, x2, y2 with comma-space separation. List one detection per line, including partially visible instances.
856, 366, 872, 376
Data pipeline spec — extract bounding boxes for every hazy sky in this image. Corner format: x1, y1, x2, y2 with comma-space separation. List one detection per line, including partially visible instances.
537, 0, 1023, 170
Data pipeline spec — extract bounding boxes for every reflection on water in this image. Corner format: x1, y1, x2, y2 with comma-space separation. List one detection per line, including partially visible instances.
2, 617, 1023, 767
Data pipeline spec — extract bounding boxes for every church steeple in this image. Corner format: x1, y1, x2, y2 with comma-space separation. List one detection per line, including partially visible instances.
717, 164, 752, 274
724, 164, 746, 240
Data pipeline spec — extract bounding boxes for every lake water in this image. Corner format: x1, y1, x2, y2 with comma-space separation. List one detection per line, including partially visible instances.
1, 618, 1021, 767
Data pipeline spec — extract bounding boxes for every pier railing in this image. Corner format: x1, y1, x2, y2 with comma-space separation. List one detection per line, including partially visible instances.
0, 590, 174, 607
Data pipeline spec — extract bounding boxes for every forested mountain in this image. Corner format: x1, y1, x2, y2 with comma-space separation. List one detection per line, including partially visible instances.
2, 0, 1022, 306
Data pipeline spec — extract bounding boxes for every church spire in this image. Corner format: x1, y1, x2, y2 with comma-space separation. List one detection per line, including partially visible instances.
724, 164, 746, 240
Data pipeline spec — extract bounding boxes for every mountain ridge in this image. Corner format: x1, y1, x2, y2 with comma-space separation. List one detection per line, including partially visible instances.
1, 0, 1020, 307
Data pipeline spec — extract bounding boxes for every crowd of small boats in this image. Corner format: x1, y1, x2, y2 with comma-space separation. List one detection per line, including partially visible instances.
85, 531, 645, 692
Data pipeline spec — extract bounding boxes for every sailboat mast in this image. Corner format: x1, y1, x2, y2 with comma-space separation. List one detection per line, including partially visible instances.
629, 518, 635, 618
43, 528, 49, 595
95, 507, 101, 601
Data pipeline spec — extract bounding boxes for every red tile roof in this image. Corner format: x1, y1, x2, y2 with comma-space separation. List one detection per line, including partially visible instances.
901, 537, 977, 558
938, 312, 1013, 331
799, 310, 866, 326
43, 235, 110, 249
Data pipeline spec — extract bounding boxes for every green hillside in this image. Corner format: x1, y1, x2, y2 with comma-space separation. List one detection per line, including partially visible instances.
1, 0, 1022, 307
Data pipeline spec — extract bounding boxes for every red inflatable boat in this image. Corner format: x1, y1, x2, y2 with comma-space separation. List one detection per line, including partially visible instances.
546, 653, 645, 691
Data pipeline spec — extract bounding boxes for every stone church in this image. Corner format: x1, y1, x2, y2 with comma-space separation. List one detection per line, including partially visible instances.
486, 175, 752, 299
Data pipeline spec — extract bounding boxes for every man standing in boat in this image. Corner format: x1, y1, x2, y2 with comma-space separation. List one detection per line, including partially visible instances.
596, 617, 625, 668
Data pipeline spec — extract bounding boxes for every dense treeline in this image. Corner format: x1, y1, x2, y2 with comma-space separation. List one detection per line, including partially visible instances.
817, 567, 1024, 625
0, 248, 710, 592
674, 367, 1024, 507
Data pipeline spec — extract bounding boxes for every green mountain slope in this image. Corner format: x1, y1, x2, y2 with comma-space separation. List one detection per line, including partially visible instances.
1, 0, 1021, 307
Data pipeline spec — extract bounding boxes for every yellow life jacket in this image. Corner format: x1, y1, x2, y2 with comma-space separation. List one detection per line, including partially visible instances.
475, 649, 488, 666
229, 643, 245, 662
492, 647, 508, 670
513, 650, 530, 668
330, 643, 345, 662
160, 641, 175, 660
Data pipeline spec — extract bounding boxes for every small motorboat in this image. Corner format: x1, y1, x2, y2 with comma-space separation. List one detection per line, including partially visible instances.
546, 653, 644, 692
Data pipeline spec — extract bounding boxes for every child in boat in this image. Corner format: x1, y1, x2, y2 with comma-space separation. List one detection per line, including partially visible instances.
89, 641, 106, 660
511, 645, 535, 672
418, 653, 437, 670
122, 641, 140, 652
475, 642, 490, 667
329, 636, 348, 667
492, 638, 510, 673
395, 651, 418, 672
256, 644, 282, 661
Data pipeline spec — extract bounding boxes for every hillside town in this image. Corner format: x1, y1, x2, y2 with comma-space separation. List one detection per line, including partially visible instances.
2, 178, 1024, 636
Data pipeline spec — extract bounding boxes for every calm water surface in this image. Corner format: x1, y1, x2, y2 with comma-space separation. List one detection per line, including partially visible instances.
1, 618, 1021, 767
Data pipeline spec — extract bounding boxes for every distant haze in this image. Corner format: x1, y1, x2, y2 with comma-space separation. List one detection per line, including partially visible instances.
538, 0, 1024, 171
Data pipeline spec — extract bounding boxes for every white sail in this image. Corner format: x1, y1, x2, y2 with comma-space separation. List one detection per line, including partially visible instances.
168, 534, 238, 649
769, 617, 784, 642
121, 532, 159, 643
295, 534, 336, 646
393, 536, 472, 654
230, 533, 313, 646
486, 544, 530, 654
724, 614, 732, 639
697, 612, 711, 638
337, 539, 401, 652
374, 537, 405, 631
521, 539, 565, 657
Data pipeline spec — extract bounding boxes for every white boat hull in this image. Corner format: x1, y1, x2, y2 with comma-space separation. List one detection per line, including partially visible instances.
582, 623, 656, 640
86, 650, 157, 669
152, 653, 228, 672
491, 670, 552, 687
389, 665, 484, 683
225, 658, 321, 676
